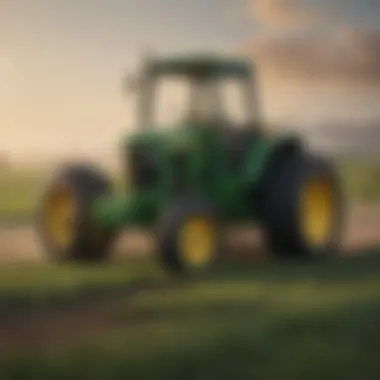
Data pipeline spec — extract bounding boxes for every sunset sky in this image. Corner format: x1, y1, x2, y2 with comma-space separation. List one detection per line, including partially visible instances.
1, 0, 379, 163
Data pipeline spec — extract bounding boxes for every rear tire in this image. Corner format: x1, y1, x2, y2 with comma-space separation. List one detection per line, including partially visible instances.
36, 164, 117, 262
261, 153, 344, 258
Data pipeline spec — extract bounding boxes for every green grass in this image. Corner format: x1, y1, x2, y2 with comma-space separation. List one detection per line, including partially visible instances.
1, 252, 380, 379
0, 168, 44, 223
337, 157, 380, 202
1, 158, 380, 222
0, 259, 165, 313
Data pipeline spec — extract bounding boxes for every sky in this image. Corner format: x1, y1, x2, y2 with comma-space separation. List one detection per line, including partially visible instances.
1, 0, 380, 163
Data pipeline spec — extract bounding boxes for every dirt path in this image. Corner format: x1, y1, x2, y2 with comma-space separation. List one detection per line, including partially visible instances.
0, 203, 379, 262
0, 282, 178, 356
0, 295, 129, 354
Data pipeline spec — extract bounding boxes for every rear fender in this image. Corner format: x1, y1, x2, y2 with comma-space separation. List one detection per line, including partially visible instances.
243, 134, 303, 191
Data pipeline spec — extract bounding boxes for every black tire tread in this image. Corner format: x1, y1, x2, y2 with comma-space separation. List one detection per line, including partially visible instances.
36, 164, 116, 262
261, 153, 344, 258
155, 197, 221, 274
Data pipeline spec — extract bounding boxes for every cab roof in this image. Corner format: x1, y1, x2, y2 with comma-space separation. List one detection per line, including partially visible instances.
146, 54, 252, 77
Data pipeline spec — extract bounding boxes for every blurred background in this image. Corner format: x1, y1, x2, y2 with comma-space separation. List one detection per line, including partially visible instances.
1, 0, 380, 253
0, 1, 380, 378
1, 0, 380, 166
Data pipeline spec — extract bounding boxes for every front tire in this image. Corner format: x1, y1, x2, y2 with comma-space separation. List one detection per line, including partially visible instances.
36, 164, 117, 262
156, 197, 221, 274
261, 153, 344, 258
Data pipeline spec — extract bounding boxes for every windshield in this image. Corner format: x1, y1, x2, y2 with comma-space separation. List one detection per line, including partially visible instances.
219, 77, 254, 126
151, 75, 254, 128
153, 76, 191, 128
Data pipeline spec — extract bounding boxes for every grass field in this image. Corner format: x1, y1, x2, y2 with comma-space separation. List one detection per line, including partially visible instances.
337, 157, 380, 202
1, 157, 380, 222
1, 159, 380, 379
0, 259, 165, 313
0, 168, 44, 223
0, 252, 379, 379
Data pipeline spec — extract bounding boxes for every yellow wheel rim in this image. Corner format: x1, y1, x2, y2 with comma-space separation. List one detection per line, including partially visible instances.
300, 177, 336, 247
44, 186, 76, 248
178, 216, 216, 268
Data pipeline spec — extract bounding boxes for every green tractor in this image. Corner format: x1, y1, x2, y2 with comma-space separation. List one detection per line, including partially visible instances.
36, 53, 344, 273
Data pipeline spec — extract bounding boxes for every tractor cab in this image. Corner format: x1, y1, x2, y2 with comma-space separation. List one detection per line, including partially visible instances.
128, 54, 260, 131
124, 54, 263, 197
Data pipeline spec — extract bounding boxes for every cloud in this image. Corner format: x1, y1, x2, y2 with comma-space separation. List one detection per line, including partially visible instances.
238, 1, 380, 86
249, 0, 328, 29
243, 27, 380, 85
